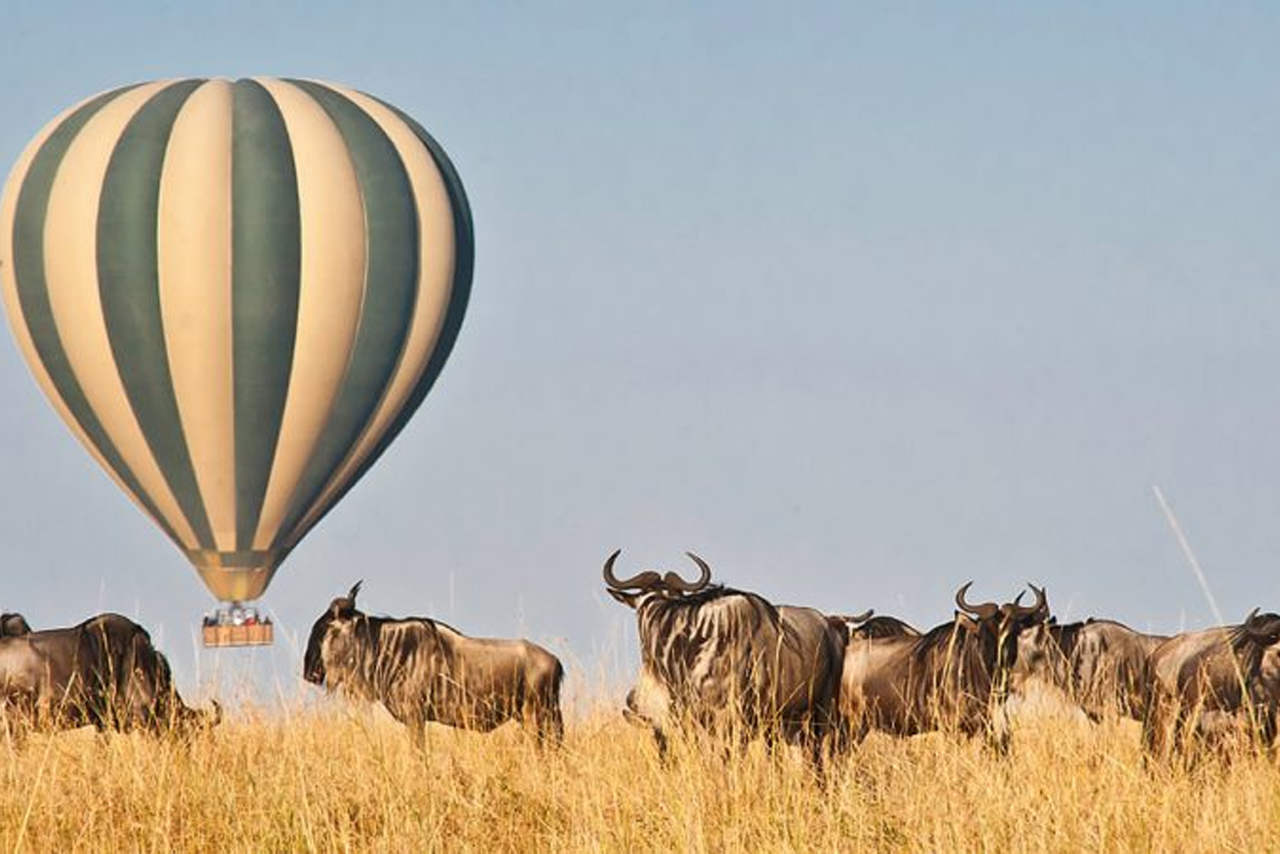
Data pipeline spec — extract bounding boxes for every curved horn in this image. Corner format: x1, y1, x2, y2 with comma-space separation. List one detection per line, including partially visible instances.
1011, 583, 1049, 620
207, 698, 223, 728
840, 609, 875, 625
348, 580, 363, 603
602, 549, 662, 591
662, 552, 713, 593
955, 582, 998, 620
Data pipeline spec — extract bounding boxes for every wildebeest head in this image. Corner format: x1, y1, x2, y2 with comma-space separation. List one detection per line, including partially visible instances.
304, 581, 364, 687
1236, 608, 1280, 704
1015, 615, 1066, 685
0, 612, 31, 637
953, 581, 1050, 676
602, 550, 714, 608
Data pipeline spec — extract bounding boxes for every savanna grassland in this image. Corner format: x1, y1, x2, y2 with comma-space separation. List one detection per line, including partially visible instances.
1, 687, 1278, 853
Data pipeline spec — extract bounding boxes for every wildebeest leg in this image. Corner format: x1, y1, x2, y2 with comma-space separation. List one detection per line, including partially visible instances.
1169, 708, 1197, 764
806, 730, 829, 781
652, 726, 669, 759
985, 699, 1014, 756
403, 714, 430, 753
534, 706, 564, 749
0, 704, 30, 751
1141, 701, 1172, 762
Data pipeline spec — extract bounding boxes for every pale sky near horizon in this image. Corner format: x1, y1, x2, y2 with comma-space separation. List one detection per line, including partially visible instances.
1, 3, 1278, 699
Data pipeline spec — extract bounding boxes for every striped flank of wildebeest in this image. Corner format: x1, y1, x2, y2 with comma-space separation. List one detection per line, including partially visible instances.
0, 78, 474, 602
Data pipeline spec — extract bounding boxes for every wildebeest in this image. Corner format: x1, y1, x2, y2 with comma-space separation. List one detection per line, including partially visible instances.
0, 613, 31, 637
0, 612, 218, 740
603, 551, 846, 765
839, 583, 1049, 749
303, 582, 565, 746
1144, 609, 1280, 757
1014, 618, 1168, 721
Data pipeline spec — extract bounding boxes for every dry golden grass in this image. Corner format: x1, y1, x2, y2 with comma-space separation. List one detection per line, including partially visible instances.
1, 695, 1278, 853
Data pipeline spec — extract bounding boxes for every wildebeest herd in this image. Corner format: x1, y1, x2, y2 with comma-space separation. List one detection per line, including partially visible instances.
2, 554, 1278, 765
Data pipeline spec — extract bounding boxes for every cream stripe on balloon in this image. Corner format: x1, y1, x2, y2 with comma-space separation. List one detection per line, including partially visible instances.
0, 93, 164, 525
283, 83, 459, 548
250, 78, 367, 550
157, 80, 238, 551
282, 85, 458, 547
41, 81, 200, 548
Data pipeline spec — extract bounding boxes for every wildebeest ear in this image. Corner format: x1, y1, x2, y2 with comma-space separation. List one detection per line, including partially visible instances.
348, 580, 363, 603
607, 588, 639, 609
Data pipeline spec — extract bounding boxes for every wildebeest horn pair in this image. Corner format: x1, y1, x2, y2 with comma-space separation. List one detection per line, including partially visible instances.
602, 549, 712, 593
954, 581, 1048, 620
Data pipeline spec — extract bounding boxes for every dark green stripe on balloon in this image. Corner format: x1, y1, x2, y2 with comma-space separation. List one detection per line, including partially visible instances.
289, 98, 475, 546
231, 79, 301, 551
269, 80, 420, 550
97, 79, 215, 550
10, 85, 186, 549
385, 106, 476, 420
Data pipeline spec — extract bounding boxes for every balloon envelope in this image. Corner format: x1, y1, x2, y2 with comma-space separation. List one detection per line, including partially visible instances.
0, 78, 473, 601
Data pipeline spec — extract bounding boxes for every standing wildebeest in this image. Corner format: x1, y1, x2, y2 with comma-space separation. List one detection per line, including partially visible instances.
603, 551, 846, 765
1014, 618, 1168, 721
1144, 609, 1280, 757
839, 583, 1049, 749
0, 613, 218, 740
0, 613, 31, 637
303, 582, 564, 746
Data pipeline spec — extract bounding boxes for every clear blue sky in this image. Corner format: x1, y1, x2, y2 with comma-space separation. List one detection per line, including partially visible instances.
1, 3, 1278, 697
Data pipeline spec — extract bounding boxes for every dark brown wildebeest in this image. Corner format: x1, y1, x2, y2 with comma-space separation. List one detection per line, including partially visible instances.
0, 612, 218, 741
603, 551, 846, 766
0, 613, 31, 637
1143, 609, 1280, 758
1014, 618, 1168, 721
839, 583, 1049, 750
303, 582, 564, 746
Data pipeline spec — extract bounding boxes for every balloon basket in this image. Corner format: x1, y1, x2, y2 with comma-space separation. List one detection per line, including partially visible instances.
202, 604, 274, 647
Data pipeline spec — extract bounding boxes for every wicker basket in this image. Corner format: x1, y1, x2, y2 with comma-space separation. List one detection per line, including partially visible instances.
202, 622, 274, 647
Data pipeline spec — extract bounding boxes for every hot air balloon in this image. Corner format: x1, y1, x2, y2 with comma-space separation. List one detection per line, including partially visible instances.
0, 78, 473, 646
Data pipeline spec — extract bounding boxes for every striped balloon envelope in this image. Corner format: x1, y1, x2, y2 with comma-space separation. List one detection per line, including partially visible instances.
0, 78, 473, 604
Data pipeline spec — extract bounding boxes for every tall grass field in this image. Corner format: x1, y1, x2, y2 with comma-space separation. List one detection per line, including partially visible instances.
1, 682, 1277, 852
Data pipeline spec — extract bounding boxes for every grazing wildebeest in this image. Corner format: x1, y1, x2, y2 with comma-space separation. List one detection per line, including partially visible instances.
839, 583, 1049, 749
603, 550, 846, 766
0, 613, 31, 637
0, 613, 218, 741
1015, 618, 1168, 721
303, 582, 564, 746
1144, 609, 1280, 757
